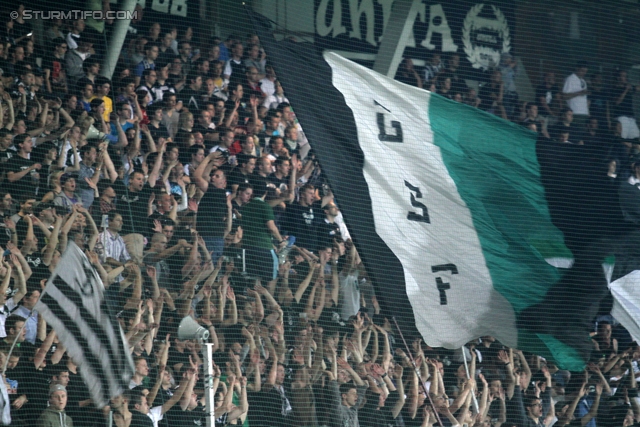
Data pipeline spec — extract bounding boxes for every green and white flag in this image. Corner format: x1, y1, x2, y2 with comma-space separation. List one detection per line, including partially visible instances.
251, 11, 596, 370
324, 52, 580, 365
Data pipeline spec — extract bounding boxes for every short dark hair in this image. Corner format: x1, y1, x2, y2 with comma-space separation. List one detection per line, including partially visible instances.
116, 102, 130, 112
120, 76, 136, 89
145, 41, 159, 52
339, 383, 356, 396
266, 110, 280, 122
166, 142, 178, 153
5, 315, 25, 335
49, 364, 70, 378
83, 59, 100, 73
276, 102, 291, 114
237, 183, 253, 195
142, 68, 156, 79
274, 156, 290, 168
189, 144, 205, 157
89, 98, 104, 111
147, 103, 163, 116
95, 75, 111, 88
51, 38, 67, 48
129, 389, 147, 407
237, 153, 256, 167
107, 211, 121, 222
14, 134, 31, 149
187, 72, 202, 84
525, 396, 541, 407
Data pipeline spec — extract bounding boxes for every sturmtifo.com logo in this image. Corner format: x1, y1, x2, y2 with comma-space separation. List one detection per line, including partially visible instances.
14, 10, 138, 20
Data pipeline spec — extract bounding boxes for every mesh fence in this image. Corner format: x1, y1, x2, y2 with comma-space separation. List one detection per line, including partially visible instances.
0, 1, 636, 427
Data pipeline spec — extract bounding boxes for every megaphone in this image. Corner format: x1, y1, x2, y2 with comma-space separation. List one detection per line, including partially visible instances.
178, 316, 210, 343
86, 124, 107, 141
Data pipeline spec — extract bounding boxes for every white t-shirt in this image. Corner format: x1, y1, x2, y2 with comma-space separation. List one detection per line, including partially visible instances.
147, 406, 164, 427
0, 299, 17, 339
339, 270, 360, 320
563, 73, 589, 115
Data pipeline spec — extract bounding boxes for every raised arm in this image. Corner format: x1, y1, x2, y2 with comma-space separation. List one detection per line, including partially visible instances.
8, 255, 26, 304
193, 152, 221, 193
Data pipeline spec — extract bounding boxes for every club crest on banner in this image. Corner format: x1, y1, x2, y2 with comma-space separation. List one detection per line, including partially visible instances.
462, 4, 511, 70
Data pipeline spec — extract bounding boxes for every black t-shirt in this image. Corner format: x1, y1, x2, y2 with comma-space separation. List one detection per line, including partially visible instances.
267, 173, 289, 193
227, 168, 252, 190
0, 149, 14, 166
148, 123, 170, 145
179, 87, 201, 111
168, 347, 191, 373
535, 83, 560, 113
112, 181, 155, 235
10, 345, 48, 425
611, 85, 635, 118
166, 404, 207, 427
282, 201, 322, 252
316, 219, 341, 250
65, 371, 85, 420
247, 387, 290, 427
196, 187, 227, 237
4, 155, 37, 197
42, 54, 66, 89
131, 410, 155, 427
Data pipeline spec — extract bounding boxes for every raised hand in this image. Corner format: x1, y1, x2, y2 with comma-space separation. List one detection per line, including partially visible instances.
9, 254, 21, 269
146, 265, 157, 280
85, 250, 99, 265
371, 363, 385, 378
254, 283, 268, 296
541, 365, 551, 380
337, 357, 350, 369
352, 312, 365, 332
478, 372, 488, 386
202, 284, 212, 299
497, 350, 510, 365
3, 217, 15, 232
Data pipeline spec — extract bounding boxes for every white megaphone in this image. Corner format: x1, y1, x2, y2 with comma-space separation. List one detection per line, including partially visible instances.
86, 124, 107, 141
177, 316, 210, 343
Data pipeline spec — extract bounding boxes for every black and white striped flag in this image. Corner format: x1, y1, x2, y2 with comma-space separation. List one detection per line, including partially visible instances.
34, 242, 134, 407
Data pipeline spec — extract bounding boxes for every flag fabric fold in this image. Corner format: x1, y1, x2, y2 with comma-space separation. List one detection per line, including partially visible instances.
34, 242, 133, 407
248, 9, 605, 370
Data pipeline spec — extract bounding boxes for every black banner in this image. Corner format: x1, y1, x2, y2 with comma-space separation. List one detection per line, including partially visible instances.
314, 0, 515, 76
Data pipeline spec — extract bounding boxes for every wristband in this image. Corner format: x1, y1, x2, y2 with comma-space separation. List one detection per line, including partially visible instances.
381, 373, 388, 378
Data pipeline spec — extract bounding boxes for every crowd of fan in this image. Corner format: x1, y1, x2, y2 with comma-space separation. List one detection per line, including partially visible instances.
0, 5, 637, 427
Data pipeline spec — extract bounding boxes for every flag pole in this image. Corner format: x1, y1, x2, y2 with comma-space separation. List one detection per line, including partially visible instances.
392, 317, 444, 427
461, 346, 479, 413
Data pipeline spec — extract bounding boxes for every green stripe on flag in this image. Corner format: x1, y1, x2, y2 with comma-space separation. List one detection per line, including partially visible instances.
428, 94, 583, 370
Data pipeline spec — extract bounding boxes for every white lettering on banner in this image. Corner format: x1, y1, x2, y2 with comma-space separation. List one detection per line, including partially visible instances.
151, 0, 187, 17
349, 0, 376, 46
462, 4, 511, 69
377, 0, 394, 42
315, 1, 511, 70
170, 0, 187, 17
316, 0, 347, 38
151, 0, 169, 14
420, 4, 458, 52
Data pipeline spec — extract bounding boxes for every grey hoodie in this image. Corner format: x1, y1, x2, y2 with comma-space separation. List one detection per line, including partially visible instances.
36, 407, 74, 427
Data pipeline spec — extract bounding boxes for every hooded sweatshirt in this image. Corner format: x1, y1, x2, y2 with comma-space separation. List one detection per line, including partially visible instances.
36, 407, 74, 427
